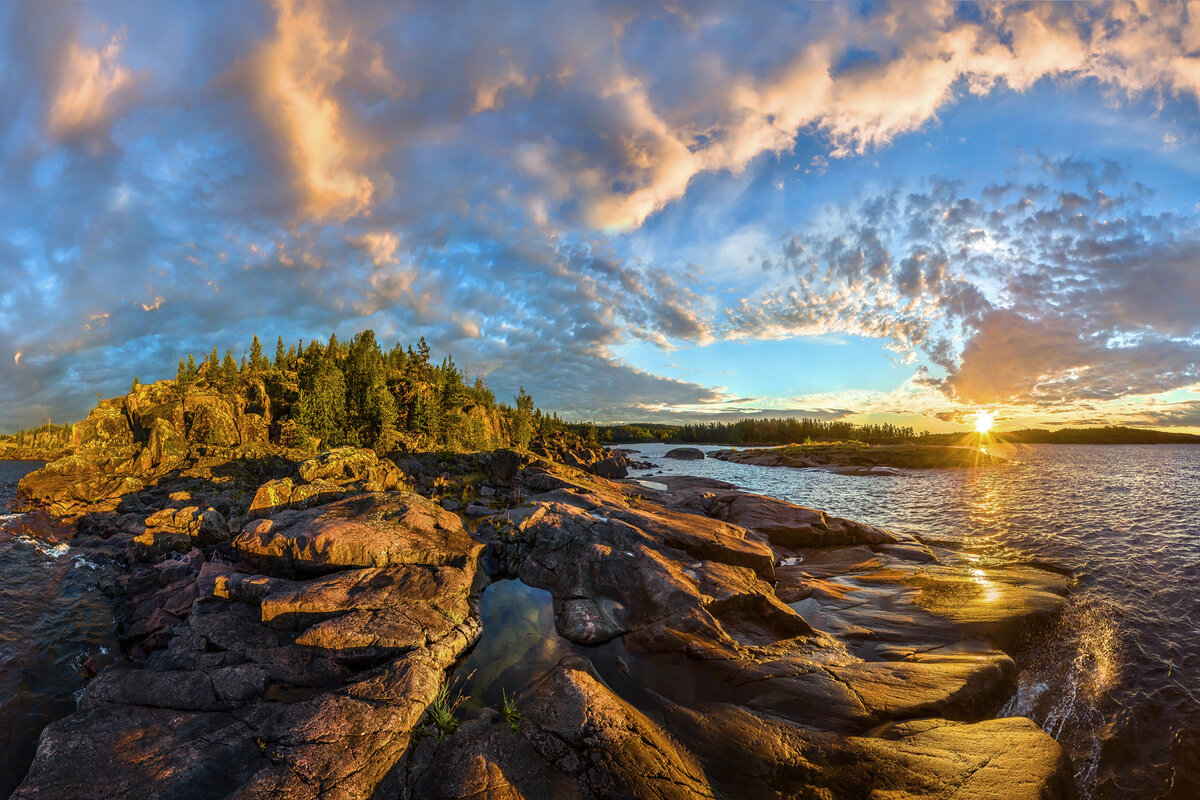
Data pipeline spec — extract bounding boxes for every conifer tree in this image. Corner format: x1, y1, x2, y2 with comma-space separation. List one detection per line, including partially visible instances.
177, 358, 194, 401
249, 334, 264, 373
513, 387, 535, 448
221, 351, 239, 394
275, 336, 286, 368
297, 360, 347, 449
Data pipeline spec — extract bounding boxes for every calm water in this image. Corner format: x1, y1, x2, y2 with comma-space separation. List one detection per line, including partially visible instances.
627, 442, 1200, 800
0, 461, 118, 799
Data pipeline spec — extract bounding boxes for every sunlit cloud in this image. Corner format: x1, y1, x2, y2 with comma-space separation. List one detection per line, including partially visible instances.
236, 0, 380, 220
47, 29, 137, 142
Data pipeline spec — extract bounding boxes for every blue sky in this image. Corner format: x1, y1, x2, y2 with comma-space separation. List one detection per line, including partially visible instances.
2, 1, 1200, 432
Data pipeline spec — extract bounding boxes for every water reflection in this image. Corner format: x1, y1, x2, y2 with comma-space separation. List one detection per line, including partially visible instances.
454, 579, 572, 714
627, 441, 1200, 800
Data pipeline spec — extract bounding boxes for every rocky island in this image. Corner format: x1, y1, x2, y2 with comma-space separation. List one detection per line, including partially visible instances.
0, 335, 1075, 799
711, 442, 1007, 475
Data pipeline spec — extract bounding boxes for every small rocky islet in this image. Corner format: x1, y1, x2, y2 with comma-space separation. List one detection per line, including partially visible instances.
710, 441, 1008, 475
2, 382, 1075, 799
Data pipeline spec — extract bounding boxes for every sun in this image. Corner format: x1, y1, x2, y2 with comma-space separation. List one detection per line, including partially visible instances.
973, 409, 997, 434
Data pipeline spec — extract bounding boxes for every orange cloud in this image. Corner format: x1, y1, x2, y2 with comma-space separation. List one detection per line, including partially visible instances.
574, 2, 1200, 230
240, 0, 380, 220
48, 30, 136, 141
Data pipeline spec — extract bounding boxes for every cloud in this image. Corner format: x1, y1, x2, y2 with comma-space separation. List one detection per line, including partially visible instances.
47, 28, 137, 143
234, 0, 382, 220
725, 158, 1200, 411
4, 2, 1200, 429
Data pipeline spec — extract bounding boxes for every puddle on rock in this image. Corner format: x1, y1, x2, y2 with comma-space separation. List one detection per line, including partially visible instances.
451, 578, 722, 722
453, 579, 575, 714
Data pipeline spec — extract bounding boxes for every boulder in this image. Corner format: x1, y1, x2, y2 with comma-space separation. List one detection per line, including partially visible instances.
260, 564, 473, 651
705, 491, 899, 548
186, 402, 239, 447
664, 447, 705, 460
71, 403, 135, 452
663, 701, 1075, 800
234, 492, 482, 573
297, 447, 391, 485
590, 455, 629, 479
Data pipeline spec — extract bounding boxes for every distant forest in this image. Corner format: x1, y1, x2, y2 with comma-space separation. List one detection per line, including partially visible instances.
917, 426, 1200, 445
564, 418, 918, 445
562, 419, 1200, 446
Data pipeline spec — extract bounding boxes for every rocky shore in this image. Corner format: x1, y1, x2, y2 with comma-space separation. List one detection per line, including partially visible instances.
2, 394, 1075, 799
712, 442, 1007, 475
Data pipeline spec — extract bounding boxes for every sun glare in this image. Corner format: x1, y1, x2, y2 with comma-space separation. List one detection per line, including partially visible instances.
973, 409, 997, 434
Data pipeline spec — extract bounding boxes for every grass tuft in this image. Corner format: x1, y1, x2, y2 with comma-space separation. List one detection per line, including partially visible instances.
429, 672, 473, 740
499, 688, 521, 732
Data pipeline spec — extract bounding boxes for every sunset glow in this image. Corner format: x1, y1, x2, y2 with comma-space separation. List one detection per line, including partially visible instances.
974, 410, 997, 434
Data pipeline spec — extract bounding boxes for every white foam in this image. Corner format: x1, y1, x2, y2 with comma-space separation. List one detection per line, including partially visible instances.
15, 536, 70, 558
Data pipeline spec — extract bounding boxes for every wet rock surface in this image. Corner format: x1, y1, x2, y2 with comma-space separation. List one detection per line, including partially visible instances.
664, 446, 706, 460
10, 435, 1075, 799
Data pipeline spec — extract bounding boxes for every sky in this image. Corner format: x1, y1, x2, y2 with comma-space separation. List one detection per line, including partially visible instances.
2, 0, 1200, 433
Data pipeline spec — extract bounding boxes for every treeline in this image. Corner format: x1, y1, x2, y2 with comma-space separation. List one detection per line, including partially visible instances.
170, 330, 568, 452
918, 426, 1200, 445
566, 418, 917, 445
0, 422, 72, 447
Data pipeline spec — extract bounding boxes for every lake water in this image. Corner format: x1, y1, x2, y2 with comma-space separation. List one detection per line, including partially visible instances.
626, 442, 1200, 800
0, 461, 118, 799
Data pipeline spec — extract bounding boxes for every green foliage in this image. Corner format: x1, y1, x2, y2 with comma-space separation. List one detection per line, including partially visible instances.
221, 351, 239, 394
571, 417, 919, 446
499, 688, 520, 732
156, 328, 563, 453
513, 387, 535, 449
249, 334, 265, 373
176, 357, 195, 400
297, 360, 348, 449
429, 674, 472, 740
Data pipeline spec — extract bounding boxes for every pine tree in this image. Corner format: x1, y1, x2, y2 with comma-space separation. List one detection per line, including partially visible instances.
513, 387, 534, 449
177, 358, 194, 401
186, 353, 197, 379
297, 361, 347, 449
275, 336, 286, 368
221, 351, 239, 395
249, 335, 264, 373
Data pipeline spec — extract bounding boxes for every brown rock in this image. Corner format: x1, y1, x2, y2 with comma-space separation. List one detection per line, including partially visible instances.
234, 492, 482, 573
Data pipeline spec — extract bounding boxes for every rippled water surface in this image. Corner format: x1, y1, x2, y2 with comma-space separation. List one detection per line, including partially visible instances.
627, 442, 1200, 800
0, 461, 118, 799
